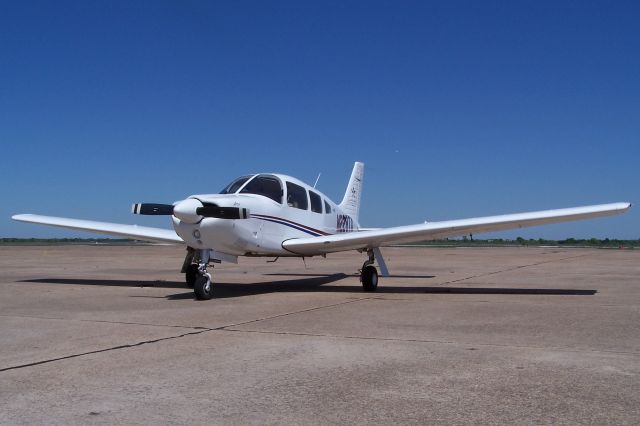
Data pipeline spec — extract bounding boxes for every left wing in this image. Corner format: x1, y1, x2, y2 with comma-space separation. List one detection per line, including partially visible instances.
12, 214, 184, 244
282, 202, 631, 256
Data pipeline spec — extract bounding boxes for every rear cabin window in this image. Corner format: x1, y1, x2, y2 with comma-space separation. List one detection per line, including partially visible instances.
286, 182, 308, 210
240, 175, 283, 203
324, 200, 332, 214
309, 191, 322, 213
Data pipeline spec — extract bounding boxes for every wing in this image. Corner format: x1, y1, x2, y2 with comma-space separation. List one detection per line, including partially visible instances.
282, 202, 631, 256
12, 214, 184, 244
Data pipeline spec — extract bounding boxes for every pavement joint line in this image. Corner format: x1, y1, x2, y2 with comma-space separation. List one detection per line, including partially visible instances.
342, 297, 638, 308
0, 328, 211, 374
440, 253, 593, 286
212, 297, 373, 331
219, 328, 640, 357
0, 313, 205, 330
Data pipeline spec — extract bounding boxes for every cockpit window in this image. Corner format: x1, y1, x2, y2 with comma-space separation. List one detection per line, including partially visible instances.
220, 176, 252, 194
286, 182, 308, 210
240, 174, 283, 203
309, 191, 322, 213
324, 200, 332, 214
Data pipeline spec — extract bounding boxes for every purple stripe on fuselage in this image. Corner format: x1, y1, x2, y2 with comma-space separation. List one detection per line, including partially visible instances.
251, 214, 331, 237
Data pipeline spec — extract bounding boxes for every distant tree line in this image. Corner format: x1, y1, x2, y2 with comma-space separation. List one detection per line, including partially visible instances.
512, 237, 639, 248
0, 238, 141, 245
410, 237, 640, 248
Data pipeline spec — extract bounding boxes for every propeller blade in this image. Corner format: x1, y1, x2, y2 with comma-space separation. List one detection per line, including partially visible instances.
132, 201, 250, 220
132, 203, 174, 215
196, 206, 250, 219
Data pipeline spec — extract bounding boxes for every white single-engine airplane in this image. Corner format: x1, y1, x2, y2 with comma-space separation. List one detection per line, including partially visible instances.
13, 162, 631, 300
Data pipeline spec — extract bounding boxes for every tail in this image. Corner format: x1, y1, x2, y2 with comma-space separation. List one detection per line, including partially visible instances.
339, 162, 364, 222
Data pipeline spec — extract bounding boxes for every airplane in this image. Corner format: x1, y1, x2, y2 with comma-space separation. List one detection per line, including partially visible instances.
12, 162, 631, 300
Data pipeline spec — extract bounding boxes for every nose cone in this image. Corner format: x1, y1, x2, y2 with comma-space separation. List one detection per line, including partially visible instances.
173, 198, 203, 224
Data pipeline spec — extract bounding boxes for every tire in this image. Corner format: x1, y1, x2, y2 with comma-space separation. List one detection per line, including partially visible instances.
361, 265, 378, 292
185, 264, 198, 288
194, 274, 213, 300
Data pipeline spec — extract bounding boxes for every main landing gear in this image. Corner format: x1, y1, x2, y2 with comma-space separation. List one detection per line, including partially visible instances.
182, 248, 214, 300
360, 249, 379, 292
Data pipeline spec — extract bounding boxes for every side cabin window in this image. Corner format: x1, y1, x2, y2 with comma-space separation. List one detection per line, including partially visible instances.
324, 200, 332, 214
309, 191, 322, 213
220, 176, 251, 194
286, 182, 308, 210
240, 175, 283, 203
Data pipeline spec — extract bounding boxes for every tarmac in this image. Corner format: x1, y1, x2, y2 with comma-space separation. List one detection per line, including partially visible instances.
1, 245, 639, 425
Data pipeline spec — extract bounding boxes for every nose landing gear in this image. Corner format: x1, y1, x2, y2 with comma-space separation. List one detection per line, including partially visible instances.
183, 248, 214, 300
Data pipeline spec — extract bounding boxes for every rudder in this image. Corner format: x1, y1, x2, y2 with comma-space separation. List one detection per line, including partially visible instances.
339, 162, 364, 222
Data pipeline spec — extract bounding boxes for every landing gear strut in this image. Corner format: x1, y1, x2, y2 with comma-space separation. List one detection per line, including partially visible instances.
360, 249, 379, 292
183, 248, 214, 300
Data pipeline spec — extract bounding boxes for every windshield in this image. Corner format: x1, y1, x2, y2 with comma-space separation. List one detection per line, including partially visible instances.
219, 176, 252, 194
240, 174, 283, 203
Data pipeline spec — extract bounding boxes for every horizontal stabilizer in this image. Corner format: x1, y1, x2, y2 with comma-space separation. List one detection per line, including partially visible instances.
12, 214, 183, 244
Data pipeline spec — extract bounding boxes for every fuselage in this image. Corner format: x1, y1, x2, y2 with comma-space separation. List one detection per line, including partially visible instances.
172, 173, 359, 256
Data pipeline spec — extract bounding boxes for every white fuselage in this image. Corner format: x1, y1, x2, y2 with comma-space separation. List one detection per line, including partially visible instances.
172, 174, 359, 256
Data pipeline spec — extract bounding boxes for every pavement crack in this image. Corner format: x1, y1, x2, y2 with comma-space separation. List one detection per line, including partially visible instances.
0, 298, 372, 373
0, 329, 211, 373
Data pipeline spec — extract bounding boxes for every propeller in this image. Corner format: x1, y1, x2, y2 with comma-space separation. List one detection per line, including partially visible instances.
132, 199, 249, 224
132, 203, 174, 215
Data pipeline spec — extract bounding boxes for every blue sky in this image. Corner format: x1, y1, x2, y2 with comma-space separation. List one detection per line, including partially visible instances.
1, 1, 638, 239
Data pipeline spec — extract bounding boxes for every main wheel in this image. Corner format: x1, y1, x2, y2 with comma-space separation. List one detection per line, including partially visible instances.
185, 264, 198, 288
193, 274, 213, 300
361, 265, 378, 292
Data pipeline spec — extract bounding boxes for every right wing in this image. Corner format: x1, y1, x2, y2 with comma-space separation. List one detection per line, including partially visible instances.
283, 202, 631, 256
12, 214, 183, 244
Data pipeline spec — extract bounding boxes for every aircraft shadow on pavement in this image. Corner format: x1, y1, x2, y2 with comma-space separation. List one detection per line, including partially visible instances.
264, 273, 437, 279
21, 275, 597, 299
22, 278, 188, 289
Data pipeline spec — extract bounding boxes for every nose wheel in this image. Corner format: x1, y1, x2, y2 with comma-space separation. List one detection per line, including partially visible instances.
194, 271, 213, 300
360, 249, 379, 292
188, 249, 214, 300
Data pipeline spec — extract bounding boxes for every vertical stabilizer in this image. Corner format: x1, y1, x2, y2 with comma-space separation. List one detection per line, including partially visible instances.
339, 162, 364, 222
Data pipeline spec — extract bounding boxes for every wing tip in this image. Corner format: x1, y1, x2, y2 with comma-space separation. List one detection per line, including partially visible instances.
613, 202, 632, 212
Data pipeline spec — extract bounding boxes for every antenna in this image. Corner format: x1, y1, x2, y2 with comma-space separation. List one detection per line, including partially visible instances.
313, 172, 322, 188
